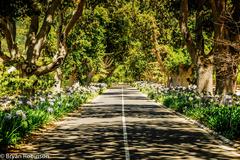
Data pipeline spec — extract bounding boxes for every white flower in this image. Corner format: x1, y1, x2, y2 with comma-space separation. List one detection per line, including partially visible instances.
192, 85, 197, 90
49, 101, 54, 106
177, 86, 182, 90
27, 101, 32, 106
195, 96, 201, 100
7, 66, 16, 73
194, 104, 199, 108
16, 110, 26, 120
18, 100, 23, 105
4, 113, 12, 121
48, 94, 53, 99
189, 97, 194, 101
47, 107, 54, 113
39, 97, 45, 102
236, 91, 240, 96
224, 95, 232, 101
73, 82, 80, 90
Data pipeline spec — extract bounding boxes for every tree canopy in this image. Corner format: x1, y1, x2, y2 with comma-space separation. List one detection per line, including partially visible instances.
0, 0, 239, 96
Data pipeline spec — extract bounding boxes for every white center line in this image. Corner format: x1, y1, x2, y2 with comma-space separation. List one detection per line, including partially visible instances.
122, 86, 130, 160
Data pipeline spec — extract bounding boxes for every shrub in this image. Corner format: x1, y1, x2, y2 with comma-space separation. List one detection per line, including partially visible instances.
0, 83, 106, 149
135, 81, 240, 139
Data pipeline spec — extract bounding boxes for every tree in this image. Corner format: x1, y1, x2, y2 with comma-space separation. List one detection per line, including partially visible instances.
64, 6, 110, 85
0, 0, 85, 77
179, 0, 214, 94
210, 0, 240, 95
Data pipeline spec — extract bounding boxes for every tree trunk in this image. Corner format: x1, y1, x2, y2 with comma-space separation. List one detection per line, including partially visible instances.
68, 66, 78, 87
179, 0, 214, 94
170, 64, 194, 87
86, 70, 95, 85
1, 0, 85, 78
52, 68, 62, 93
197, 57, 213, 94
215, 52, 238, 95
210, 0, 239, 95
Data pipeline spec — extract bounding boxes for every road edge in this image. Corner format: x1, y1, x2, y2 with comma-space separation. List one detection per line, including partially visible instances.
137, 89, 240, 152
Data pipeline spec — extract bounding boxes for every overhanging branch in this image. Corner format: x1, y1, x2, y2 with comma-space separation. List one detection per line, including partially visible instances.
0, 50, 11, 61
180, 0, 197, 63
36, 0, 61, 40
26, 0, 61, 63
34, 56, 64, 76
64, 0, 85, 37
25, 15, 39, 49
0, 17, 14, 57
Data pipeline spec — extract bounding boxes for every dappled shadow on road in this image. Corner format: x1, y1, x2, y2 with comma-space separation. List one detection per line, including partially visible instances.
21, 122, 126, 160
79, 104, 177, 119
18, 86, 240, 159
126, 121, 239, 160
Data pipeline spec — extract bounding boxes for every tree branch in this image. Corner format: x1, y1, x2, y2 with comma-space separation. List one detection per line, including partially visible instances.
0, 51, 10, 61
209, 0, 218, 19
36, 0, 61, 40
195, 8, 205, 57
58, 10, 64, 48
26, 0, 61, 63
0, 17, 18, 59
231, 0, 240, 39
34, 56, 64, 76
0, 18, 12, 52
25, 15, 39, 49
0, 40, 11, 61
64, 0, 85, 37
180, 0, 197, 63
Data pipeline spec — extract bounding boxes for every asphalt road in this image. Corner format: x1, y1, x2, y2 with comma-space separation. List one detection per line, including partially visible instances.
19, 85, 240, 160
